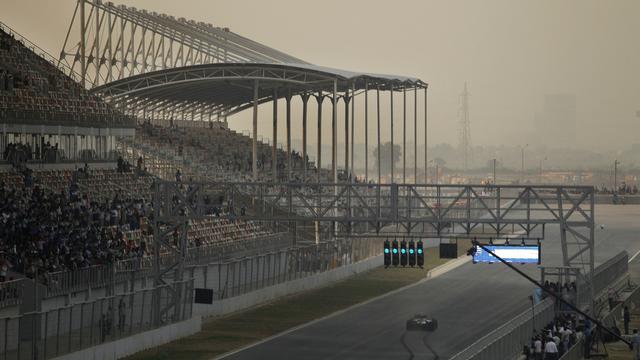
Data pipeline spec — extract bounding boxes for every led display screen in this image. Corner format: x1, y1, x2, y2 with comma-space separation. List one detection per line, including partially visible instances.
473, 244, 541, 264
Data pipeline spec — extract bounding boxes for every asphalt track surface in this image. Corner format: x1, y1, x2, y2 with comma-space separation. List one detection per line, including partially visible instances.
222, 205, 640, 360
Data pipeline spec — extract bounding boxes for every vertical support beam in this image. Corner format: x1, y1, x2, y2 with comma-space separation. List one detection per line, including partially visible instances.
272, 88, 278, 182
376, 87, 381, 185
390, 87, 395, 183
365, 83, 369, 182
93, 0, 100, 86
403, 87, 407, 184
316, 92, 324, 183
106, 10, 113, 82
331, 85, 337, 184
119, 15, 125, 79
414, 86, 418, 183
301, 93, 309, 179
332, 79, 338, 238
344, 88, 350, 180
252, 80, 259, 181
589, 189, 595, 311
424, 86, 428, 184
79, 0, 87, 88
286, 91, 292, 181
351, 82, 355, 182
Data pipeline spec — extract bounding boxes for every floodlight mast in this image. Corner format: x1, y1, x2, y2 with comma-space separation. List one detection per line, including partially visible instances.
471, 240, 631, 348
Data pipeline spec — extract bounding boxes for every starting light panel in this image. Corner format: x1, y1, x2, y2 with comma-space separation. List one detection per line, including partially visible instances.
473, 244, 541, 264
383, 240, 391, 267
417, 240, 424, 268
408, 240, 416, 267
392, 239, 400, 266
400, 240, 408, 266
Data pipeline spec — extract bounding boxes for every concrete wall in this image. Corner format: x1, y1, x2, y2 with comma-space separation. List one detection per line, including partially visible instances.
50, 316, 202, 360
194, 255, 383, 317
595, 194, 640, 204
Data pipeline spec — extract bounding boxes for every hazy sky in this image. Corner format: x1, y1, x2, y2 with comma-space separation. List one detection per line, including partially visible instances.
3, 0, 640, 152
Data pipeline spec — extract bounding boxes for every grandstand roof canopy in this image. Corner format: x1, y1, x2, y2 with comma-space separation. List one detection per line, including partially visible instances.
92, 62, 427, 116
70, 0, 427, 118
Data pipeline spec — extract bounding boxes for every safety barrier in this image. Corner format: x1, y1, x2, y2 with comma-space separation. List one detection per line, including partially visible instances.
0, 280, 192, 360
188, 237, 383, 300
449, 298, 555, 360
558, 338, 584, 360
26, 232, 290, 302
575, 251, 629, 311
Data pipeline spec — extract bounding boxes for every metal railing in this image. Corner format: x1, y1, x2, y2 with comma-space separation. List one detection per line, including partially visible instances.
0, 280, 23, 309
31, 232, 290, 301
0, 280, 193, 360
188, 237, 383, 300
449, 298, 555, 360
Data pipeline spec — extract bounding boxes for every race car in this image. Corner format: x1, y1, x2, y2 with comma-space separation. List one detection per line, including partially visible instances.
406, 313, 438, 332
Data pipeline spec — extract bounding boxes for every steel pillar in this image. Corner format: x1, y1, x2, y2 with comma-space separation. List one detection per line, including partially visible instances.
301, 93, 309, 179
252, 80, 259, 181
272, 88, 278, 182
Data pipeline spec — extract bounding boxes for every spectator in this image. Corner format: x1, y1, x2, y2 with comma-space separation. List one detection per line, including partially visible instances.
533, 336, 543, 360
544, 337, 559, 360
625, 306, 631, 335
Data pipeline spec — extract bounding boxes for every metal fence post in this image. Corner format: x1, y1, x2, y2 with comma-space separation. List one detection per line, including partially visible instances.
129, 293, 135, 336
79, 302, 84, 349
243, 259, 249, 295
55, 308, 61, 356
4, 317, 9, 360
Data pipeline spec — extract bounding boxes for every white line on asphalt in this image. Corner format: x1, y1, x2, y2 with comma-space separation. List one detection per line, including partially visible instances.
629, 249, 640, 263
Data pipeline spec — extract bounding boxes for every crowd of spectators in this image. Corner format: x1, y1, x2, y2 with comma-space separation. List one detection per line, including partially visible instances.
540, 281, 579, 311
524, 313, 582, 360
134, 123, 323, 183
3, 141, 62, 166
0, 26, 133, 127
0, 167, 152, 283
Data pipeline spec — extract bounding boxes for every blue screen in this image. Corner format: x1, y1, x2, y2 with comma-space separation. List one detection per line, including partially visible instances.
473, 244, 540, 264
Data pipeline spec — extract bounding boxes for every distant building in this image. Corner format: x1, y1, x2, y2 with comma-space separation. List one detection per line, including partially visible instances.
534, 94, 577, 148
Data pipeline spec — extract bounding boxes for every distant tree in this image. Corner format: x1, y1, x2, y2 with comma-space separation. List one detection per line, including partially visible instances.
373, 142, 402, 176
433, 157, 446, 167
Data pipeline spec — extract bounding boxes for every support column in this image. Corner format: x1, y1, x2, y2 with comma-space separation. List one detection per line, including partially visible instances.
376, 87, 381, 185
285, 91, 292, 181
344, 89, 350, 180
350, 82, 355, 182
301, 93, 309, 179
331, 86, 337, 184
252, 80, 259, 181
390, 87, 395, 183
79, 0, 86, 88
272, 88, 278, 182
315, 92, 324, 182
403, 87, 407, 184
424, 86, 428, 184
94, 0, 100, 86
365, 83, 369, 182
414, 86, 417, 183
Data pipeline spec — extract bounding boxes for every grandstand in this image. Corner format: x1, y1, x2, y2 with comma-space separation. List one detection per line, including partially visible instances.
0, 22, 134, 165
